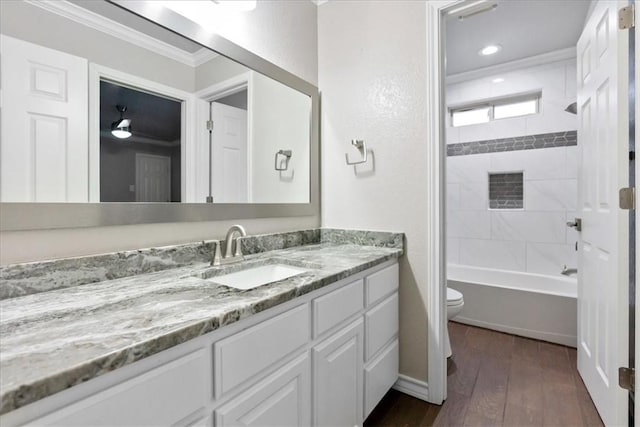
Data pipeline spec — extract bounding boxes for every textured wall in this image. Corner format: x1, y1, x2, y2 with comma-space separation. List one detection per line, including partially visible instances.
318, 1, 429, 383
202, 0, 318, 85
0, 1, 319, 265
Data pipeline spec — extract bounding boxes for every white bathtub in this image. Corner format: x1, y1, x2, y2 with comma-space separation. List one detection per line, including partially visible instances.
447, 264, 577, 347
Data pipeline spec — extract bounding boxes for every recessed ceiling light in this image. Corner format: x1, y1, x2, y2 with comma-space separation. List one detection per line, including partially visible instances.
479, 45, 502, 56
492, 77, 505, 83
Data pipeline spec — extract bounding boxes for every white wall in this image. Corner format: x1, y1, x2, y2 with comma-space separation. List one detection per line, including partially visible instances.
250, 72, 311, 203
0, 1, 319, 265
446, 59, 579, 276
0, 1, 196, 92
319, 1, 429, 383
196, 0, 318, 86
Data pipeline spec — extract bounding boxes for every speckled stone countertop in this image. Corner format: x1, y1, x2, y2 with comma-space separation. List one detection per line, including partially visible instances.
0, 229, 403, 415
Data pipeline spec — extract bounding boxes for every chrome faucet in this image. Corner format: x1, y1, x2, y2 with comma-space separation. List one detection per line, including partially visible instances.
211, 225, 247, 266
561, 265, 578, 276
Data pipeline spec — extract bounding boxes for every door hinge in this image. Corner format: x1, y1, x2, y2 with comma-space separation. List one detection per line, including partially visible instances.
206, 120, 214, 130
619, 367, 635, 391
619, 187, 636, 210
619, 5, 635, 29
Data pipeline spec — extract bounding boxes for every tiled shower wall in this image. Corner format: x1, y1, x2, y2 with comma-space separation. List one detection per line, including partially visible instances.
446, 57, 579, 276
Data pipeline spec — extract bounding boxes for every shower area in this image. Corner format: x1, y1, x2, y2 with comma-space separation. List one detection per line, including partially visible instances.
442, 1, 594, 348
445, 57, 580, 347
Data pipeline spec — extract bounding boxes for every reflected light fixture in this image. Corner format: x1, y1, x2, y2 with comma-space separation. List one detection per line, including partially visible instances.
479, 44, 502, 56
211, 0, 256, 12
492, 77, 505, 83
111, 105, 132, 139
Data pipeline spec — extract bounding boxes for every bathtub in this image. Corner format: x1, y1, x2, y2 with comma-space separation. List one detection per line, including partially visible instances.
447, 264, 577, 347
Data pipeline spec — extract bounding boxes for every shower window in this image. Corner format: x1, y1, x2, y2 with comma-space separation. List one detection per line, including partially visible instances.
488, 172, 524, 209
450, 92, 540, 127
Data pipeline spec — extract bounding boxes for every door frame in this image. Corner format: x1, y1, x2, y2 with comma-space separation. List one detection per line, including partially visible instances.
425, 0, 461, 404
88, 64, 195, 202
195, 72, 253, 202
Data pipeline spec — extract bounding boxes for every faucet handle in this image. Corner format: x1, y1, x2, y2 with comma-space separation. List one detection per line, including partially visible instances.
234, 237, 244, 258
211, 241, 222, 266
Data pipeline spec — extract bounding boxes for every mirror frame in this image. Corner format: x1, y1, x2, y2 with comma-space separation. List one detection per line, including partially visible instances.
0, 0, 319, 231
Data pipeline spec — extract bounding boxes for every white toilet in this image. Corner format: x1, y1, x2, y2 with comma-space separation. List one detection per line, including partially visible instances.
445, 287, 464, 358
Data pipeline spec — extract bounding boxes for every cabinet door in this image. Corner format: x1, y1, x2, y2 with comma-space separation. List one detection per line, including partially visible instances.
215, 353, 311, 427
31, 350, 207, 426
313, 319, 363, 427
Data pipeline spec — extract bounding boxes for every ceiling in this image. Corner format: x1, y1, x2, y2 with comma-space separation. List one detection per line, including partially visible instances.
445, 0, 591, 75
100, 81, 181, 145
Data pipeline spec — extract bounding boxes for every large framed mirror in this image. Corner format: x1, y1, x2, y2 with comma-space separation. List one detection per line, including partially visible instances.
0, 0, 319, 231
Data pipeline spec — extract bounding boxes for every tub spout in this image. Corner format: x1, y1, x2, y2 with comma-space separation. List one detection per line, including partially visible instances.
561, 265, 578, 276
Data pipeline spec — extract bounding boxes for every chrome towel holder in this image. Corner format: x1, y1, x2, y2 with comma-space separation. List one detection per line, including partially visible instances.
345, 139, 367, 165
274, 149, 292, 171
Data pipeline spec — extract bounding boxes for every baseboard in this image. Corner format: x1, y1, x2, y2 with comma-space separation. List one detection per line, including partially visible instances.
392, 374, 430, 402
455, 317, 577, 348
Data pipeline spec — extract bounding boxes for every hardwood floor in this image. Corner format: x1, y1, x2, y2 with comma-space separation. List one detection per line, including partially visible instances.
364, 323, 604, 427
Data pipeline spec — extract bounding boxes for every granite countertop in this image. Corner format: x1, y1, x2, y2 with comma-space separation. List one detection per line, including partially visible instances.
0, 230, 403, 415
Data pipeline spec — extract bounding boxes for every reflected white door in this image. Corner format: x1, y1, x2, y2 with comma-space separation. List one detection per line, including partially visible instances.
135, 154, 171, 202
211, 102, 248, 203
576, 1, 628, 425
0, 35, 88, 202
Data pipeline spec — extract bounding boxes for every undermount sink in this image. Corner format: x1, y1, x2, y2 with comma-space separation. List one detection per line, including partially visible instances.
206, 264, 310, 290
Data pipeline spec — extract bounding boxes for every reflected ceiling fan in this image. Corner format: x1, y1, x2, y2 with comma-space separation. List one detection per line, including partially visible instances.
111, 105, 132, 139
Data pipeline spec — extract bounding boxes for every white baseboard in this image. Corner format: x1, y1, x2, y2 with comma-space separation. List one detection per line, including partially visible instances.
455, 316, 577, 348
392, 374, 430, 402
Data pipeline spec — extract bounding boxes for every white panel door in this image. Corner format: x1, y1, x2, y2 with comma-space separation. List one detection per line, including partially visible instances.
0, 35, 88, 202
576, 1, 628, 425
211, 102, 248, 203
313, 319, 363, 427
135, 154, 171, 202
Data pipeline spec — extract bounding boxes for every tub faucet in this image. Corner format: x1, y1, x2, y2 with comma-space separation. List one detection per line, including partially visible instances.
561, 265, 578, 276
211, 225, 247, 266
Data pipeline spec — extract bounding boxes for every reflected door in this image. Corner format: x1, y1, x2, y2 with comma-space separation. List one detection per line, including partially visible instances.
0, 35, 88, 202
576, 1, 628, 425
135, 154, 171, 202
211, 102, 248, 203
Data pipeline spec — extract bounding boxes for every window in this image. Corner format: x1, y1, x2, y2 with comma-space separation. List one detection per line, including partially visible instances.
450, 93, 540, 127
451, 106, 490, 127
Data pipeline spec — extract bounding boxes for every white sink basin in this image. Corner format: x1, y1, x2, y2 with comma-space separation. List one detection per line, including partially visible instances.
208, 264, 309, 290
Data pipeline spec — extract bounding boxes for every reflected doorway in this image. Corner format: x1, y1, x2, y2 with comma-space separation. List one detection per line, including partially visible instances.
99, 80, 182, 202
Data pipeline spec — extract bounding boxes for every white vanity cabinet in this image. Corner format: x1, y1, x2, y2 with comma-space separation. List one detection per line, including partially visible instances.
6, 261, 399, 427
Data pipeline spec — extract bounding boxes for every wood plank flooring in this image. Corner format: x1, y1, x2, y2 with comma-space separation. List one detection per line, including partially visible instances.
364, 322, 604, 427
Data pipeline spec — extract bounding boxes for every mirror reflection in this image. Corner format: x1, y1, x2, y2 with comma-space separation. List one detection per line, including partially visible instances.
0, 0, 311, 204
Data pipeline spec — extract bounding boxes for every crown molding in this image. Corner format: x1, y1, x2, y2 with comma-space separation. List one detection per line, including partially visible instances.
25, 0, 218, 68
446, 47, 577, 84
192, 47, 219, 67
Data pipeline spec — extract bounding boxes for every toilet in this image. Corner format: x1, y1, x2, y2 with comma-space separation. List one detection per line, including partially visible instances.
445, 287, 464, 358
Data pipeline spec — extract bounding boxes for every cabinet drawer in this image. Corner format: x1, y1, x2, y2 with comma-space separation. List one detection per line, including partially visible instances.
364, 339, 399, 418
365, 263, 398, 306
313, 279, 363, 337
214, 304, 309, 397
215, 353, 310, 427
34, 350, 207, 426
365, 293, 398, 360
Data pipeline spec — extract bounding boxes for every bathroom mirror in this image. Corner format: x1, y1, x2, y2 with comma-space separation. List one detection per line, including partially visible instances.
0, 0, 319, 230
